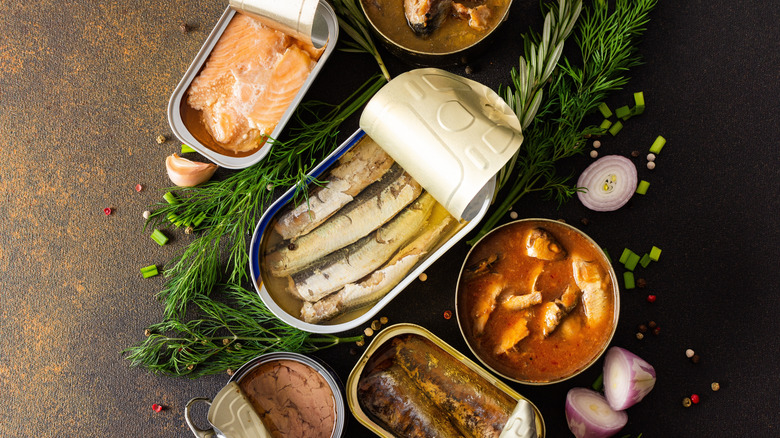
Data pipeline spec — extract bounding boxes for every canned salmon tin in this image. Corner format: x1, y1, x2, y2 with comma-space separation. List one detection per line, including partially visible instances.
185, 352, 346, 438
249, 129, 496, 334
346, 323, 546, 437
167, 0, 338, 169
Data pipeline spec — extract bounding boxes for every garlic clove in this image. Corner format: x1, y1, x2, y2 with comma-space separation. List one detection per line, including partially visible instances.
165, 153, 218, 187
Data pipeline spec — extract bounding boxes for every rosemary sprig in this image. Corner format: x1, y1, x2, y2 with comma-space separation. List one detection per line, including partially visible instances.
149, 74, 387, 320
331, 0, 391, 81
471, 0, 657, 244
124, 285, 362, 378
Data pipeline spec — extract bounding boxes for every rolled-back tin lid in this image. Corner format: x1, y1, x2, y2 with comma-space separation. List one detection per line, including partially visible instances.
229, 0, 329, 48
208, 382, 272, 438
359, 68, 523, 220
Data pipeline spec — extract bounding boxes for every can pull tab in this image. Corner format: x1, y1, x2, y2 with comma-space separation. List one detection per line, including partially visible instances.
499, 399, 539, 438
229, 0, 328, 48
184, 398, 217, 438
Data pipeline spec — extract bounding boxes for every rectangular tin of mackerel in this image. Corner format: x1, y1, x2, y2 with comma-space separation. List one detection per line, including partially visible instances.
167, 0, 338, 169
346, 323, 546, 437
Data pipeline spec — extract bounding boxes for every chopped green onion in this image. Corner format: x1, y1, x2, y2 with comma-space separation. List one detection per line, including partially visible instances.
163, 192, 179, 205
592, 373, 604, 391
618, 248, 633, 264
633, 92, 646, 114
600, 119, 613, 131
151, 229, 169, 246
192, 211, 207, 228
598, 102, 613, 118
639, 253, 652, 268
602, 248, 612, 263
649, 246, 662, 261
140, 265, 159, 278
649, 135, 666, 154
609, 121, 623, 136
624, 251, 641, 271
636, 180, 650, 195
623, 271, 635, 290
615, 105, 632, 120
181, 144, 196, 154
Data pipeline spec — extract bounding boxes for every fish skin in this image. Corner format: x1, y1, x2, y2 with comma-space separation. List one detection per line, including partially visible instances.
287, 193, 436, 303
525, 227, 567, 261
469, 273, 504, 335
273, 137, 394, 240
572, 256, 610, 325
501, 291, 542, 311
301, 213, 455, 323
266, 164, 421, 277
404, 0, 453, 36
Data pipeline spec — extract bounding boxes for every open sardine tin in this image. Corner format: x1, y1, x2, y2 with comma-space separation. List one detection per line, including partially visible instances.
249, 69, 523, 334
346, 324, 545, 437
167, 0, 338, 169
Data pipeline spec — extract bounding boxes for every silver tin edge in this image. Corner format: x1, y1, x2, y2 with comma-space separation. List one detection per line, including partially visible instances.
248, 129, 496, 334
454, 218, 620, 385
167, 0, 338, 169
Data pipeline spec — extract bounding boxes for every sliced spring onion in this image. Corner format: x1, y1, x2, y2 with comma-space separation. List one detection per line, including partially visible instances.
633, 92, 645, 114
600, 119, 613, 131
163, 192, 179, 205
577, 156, 638, 211
603, 347, 657, 411
602, 248, 612, 263
618, 248, 632, 264
592, 373, 605, 391
151, 229, 169, 246
624, 252, 641, 271
639, 253, 652, 268
598, 102, 613, 118
615, 105, 631, 120
608, 121, 623, 136
565, 388, 628, 438
167, 212, 182, 227
140, 265, 159, 278
649, 135, 666, 154
635, 180, 650, 195
623, 271, 635, 289
181, 144, 196, 153
192, 211, 207, 228
649, 246, 662, 261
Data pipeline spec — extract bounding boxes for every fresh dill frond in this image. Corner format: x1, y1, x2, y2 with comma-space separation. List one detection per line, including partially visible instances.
331, 0, 391, 81
471, 0, 657, 244
124, 285, 362, 378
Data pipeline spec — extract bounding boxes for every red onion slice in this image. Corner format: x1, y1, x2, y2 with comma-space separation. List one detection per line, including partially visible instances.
603, 346, 657, 410
565, 388, 628, 438
577, 155, 637, 211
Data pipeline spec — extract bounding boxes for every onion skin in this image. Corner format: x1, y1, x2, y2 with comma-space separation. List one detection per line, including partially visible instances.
603, 346, 657, 411
565, 388, 627, 438
165, 153, 218, 187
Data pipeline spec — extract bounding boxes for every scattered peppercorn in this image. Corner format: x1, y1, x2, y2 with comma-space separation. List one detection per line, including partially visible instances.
156, 135, 167, 144
152, 403, 164, 412
593, 140, 602, 149
144, 329, 151, 337
690, 394, 700, 404
637, 278, 647, 288
371, 320, 381, 331
580, 217, 590, 226
418, 273, 428, 282
443, 310, 452, 320
636, 332, 644, 340
379, 316, 388, 325
185, 226, 194, 234
287, 242, 297, 251
104, 207, 112, 216
652, 326, 661, 335
557, 218, 566, 223
356, 339, 365, 347
685, 349, 695, 358
631, 150, 640, 157
187, 364, 194, 370
648, 320, 657, 329
179, 22, 190, 33
646, 161, 656, 170
646, 294, 657, 303
711, 382, 720, 391
682, 397, 692, 407
509, 211, 518, 219
226, 369, 234, 376
464, 65, 474, 75
349, 347, 358, 355
222, 338, 229, 345
135, 184, 143, 192
143, 210, 151, 219
638, 323, 648, 333
590, 150, 599, 158
364, 327, 374, 337
647, 153, 656, 162
266, 183, 274, 191
691, 354, 700, 364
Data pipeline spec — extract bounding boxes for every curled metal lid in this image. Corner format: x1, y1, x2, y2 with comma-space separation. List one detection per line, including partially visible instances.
360, 68, 523, 220
229, 0, 329, 48
208, 382, 271, 438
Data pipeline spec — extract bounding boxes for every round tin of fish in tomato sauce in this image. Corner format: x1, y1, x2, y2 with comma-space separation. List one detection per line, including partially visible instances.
185, 352, 346, 438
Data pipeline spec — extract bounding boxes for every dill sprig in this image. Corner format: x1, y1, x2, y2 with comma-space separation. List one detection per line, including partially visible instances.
148, 74, 387, 321
471, 0, 657, 244
331, 0, 391, 81
124, 285, 362, 378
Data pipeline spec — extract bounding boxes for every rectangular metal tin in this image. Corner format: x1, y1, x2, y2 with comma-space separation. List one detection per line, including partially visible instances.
248, 129, 495, 334
167, 1, 338, 169
345, 323, 546, 437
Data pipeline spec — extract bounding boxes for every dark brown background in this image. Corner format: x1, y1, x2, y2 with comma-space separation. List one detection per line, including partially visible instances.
1, 0, 778, 437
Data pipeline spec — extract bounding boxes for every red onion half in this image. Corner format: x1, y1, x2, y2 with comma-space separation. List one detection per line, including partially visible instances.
565, 388, 628, 438
577, 155, 637, 211
603, 346, 657, 410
